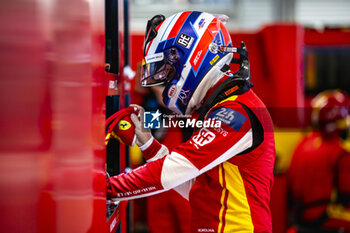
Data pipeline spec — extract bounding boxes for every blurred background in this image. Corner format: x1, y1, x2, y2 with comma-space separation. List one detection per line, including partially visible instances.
0, 0, 349, 232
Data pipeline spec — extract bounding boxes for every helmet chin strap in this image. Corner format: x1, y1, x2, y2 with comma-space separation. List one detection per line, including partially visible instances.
195, 41, 253, 131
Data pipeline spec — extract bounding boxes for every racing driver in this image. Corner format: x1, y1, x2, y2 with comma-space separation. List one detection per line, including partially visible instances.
107, 11, 276, 233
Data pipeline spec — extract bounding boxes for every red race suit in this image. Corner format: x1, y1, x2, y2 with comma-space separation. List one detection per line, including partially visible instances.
107, 90, 276, 233
147, 128, 191, 233
288, 132, 350, 231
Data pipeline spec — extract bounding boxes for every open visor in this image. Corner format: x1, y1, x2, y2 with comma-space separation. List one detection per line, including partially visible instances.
141, 52, 176, 87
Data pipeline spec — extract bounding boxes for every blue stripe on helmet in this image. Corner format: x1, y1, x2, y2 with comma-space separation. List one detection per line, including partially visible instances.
169, 11, 202, 114
164, 38, 176, 50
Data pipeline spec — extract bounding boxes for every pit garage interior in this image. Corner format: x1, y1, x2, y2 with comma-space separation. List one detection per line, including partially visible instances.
0, 0, 350, 233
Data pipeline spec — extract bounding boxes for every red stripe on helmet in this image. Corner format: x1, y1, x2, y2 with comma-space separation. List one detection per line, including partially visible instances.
145, 37, 152, 56
220, 22, 231, 46
190, 18, 217, 72
156, 21, 164, 31
167, 11, 191, 39
145, 20, 165, 56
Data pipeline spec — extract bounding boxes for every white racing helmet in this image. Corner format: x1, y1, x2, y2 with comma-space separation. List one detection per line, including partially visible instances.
141, 11, 248, 115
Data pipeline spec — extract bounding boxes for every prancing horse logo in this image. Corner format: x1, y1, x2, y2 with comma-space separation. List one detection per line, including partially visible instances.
119, 120, 131, 130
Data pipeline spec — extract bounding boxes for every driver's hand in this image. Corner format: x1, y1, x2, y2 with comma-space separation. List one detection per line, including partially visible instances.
130, 104, 153, 147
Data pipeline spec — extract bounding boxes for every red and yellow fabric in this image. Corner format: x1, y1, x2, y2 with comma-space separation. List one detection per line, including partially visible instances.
107, 90, 275, 232
105, 107, 137, 146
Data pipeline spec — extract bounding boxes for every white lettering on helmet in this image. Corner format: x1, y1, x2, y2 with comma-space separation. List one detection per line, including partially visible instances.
145, 52, 164, 64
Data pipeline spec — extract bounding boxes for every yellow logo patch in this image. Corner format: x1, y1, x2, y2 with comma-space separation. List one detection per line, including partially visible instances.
119, 120, 131, 130
209, 55, 219, 65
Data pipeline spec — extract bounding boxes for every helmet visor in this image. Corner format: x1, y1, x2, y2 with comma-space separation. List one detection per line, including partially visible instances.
141, 52, 175, 87
143, 15, 165, 56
